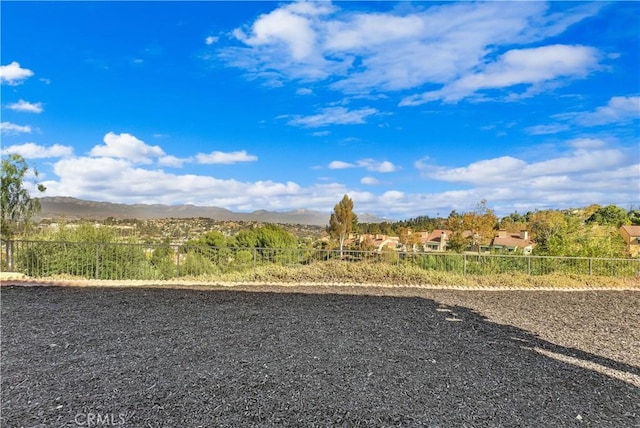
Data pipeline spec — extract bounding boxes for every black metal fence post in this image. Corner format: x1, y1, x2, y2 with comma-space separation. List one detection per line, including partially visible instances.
95, 243, 101, 279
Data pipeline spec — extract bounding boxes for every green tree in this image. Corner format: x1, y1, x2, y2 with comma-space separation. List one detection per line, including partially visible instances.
1, 154, 46, 238
151, 243, 176, 279
255, 224, 297, 248
462, 200, 497, 252
233, 228, 258, 248
443, 211, 465, 253
586, 205, 630, 227
327, 194, 355, 257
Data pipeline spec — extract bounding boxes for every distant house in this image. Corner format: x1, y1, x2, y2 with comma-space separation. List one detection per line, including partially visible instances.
491, 230, 534, 254
424, 230, 451, 251
620, 225, 640, 257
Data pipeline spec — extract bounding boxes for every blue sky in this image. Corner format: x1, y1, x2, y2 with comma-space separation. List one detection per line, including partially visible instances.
1, 1, 639, 219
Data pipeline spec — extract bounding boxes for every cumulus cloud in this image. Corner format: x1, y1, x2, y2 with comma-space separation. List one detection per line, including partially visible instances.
205, 35, 219, 45
0, 122, 31, 135
1, 142, 73, 159
401, 45, 599, 105
195, 150, 258, 164
418, 143, 628, 187
158, 155, 192, 168
232, 3, 321, 61
6, 100, 44, 113
365, 160, 396, 173
218, 2, 602, 100
287, 106, 378, 127
36, 142, 638, 219
328, 160, 355, 169
0, 62, 34, 85
89, 132, 165, 164
41, 156, 314, 209
360, 176, 380, 185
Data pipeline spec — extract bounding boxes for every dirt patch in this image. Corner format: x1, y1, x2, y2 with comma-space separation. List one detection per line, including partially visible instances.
2, 285, 639, 427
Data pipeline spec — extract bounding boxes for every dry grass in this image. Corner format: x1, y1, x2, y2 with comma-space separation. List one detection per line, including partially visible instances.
179, 260, 639, 289
5, 260, 638, 290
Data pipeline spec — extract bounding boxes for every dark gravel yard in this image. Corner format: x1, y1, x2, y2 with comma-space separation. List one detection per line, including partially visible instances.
1, 285, 639, 427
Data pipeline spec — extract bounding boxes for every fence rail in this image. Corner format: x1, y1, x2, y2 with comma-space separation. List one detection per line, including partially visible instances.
2, 239, 639, 281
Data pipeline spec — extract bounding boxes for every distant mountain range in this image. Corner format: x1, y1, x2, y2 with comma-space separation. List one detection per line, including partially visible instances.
37, 197, 388, 227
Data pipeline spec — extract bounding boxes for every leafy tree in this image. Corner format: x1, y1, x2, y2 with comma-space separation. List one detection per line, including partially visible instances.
233, 228, 258, 248
586, 204, 630, 227
529, 210, 569, 255
1, 154, 46, 238
445, 210, 466, 253
398, 227, 421, 251
255, 224, 297, 248
151, 243, 176, 279
327, 194, 355, 257
360, 222, 381, 235
500, 212, 528, 233
462, 200, 497, 251
190, 230, 227, 248
17, 223, 148, 279
629, 209, 640, 226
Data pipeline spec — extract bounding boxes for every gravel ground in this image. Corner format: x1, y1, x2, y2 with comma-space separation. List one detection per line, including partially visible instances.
1, 284, 639, 427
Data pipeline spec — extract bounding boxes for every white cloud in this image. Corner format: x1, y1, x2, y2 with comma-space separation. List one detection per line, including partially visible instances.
329, 158, 397, 173
360, 176, 380, 185
37, 144, 638, 219
7, 99, 44, 113
0, 122, 32, 135
89, 132, 165, 164
401, 45, 599, 105
41, 156, 314, 209
287, 106, 378, 127
364, 160, 396, 173
296, 87, 313, 95
328, 160, 356, 169
324, 13, 424, 51
525, 124, 570, 135
158, 155, 192, 168
220, 2, 602, 100
195, 150, 258, 164
1, 142, 73, 159
312, 130, 330, 137
0, 62, 34, 85
232, 3, 322, 61
381, 190, 404, 201
568, 138, 606, 149
205, 35, 219, 45
572, 96, 640, 126
421, 146, 627, 187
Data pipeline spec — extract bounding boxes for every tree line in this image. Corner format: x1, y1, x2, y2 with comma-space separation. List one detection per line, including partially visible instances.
2, 155, 637, 260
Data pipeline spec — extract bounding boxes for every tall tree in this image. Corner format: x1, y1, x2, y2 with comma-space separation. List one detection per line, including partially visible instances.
444, 210, 466, 253
1, 154, 46, 238
327, 194, 354, 256
462, 200, 498, 251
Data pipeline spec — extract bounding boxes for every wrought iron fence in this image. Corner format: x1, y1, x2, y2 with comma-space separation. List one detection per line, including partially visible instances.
2, 239, 638, 281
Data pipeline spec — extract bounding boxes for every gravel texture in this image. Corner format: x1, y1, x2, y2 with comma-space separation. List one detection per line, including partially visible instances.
1, 284, 639, 427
